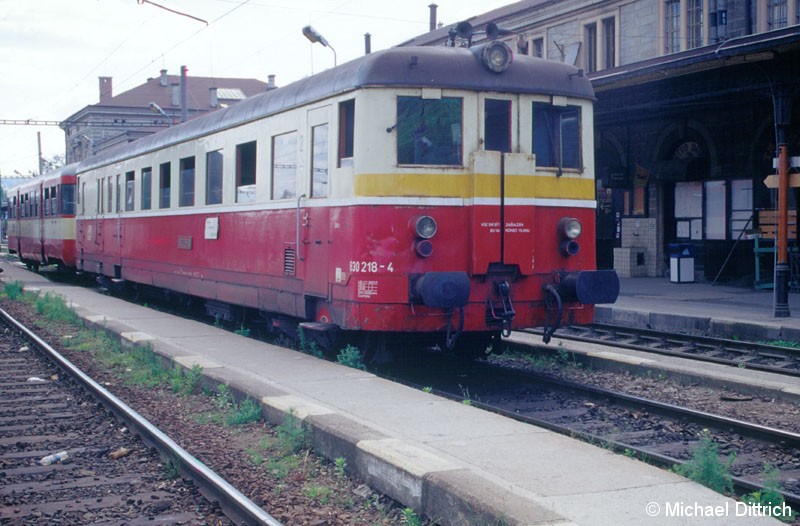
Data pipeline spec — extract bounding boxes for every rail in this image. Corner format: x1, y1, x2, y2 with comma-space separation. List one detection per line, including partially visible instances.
0, 306, 283, 526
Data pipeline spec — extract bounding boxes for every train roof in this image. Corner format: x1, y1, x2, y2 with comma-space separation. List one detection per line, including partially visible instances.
79, 45, 593, 172
9, 164, 79, 193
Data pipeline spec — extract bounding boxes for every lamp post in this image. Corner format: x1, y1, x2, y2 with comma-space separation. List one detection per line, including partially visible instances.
149, 102, 172, 126
302, 25, 337, 66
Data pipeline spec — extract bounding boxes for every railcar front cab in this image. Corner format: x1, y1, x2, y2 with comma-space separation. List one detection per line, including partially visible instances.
398, 40, 619, 347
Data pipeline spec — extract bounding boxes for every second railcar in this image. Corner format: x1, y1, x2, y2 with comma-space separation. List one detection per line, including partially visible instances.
7, 165, 79, 271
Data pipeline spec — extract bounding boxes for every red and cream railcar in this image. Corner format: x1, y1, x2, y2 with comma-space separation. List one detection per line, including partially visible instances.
7, 165, 78, 271
74, 42, 618, 354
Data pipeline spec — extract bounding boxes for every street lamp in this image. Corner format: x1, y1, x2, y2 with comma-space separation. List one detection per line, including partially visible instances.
302, 25, 337, 66
149, 102, 172, 126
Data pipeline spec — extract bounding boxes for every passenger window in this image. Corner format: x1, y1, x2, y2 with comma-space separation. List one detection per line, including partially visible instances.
107, 177, 113, 213
159, 162, 171, 209
236, 141, 257, 203
115, 174, 121, 213
141, 167, 152, 210
532, 102, 581, 171
179, 156, 195, 207
44, 188, 50, 216
62, 184, 76, 215
125, 171, 135, 211
206, 150, 223, 205
311, 124, 329, 198
397, 96, 462, 165
484, 99, 512, 153
338, 100, 354, 167
272, 132, 297, 200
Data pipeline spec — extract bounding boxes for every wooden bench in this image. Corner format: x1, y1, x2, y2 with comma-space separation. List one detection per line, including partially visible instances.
754, 209, 798, 289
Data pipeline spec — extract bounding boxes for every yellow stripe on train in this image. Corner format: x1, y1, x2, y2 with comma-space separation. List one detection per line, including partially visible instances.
355, 172, 595, 200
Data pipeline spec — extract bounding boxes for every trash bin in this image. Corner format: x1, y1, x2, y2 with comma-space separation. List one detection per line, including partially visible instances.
668, 243, 695, 283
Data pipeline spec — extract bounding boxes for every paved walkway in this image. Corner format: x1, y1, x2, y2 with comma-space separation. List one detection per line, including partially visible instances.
597, 277, 800, 341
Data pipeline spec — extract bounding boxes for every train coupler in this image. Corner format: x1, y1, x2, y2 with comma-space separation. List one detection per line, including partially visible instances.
541, 284, 563, 344
485, 281, 515, 337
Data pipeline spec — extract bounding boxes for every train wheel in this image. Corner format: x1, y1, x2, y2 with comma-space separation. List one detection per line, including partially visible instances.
449, 332, 498, 360
22, 259, 39, 272
348, 332, 397, 365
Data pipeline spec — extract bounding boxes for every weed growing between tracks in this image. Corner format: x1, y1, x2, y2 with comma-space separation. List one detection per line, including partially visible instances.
0, 281, 434, 525
675, 434, 795, 523
674, 431, 736, 494
492, 345, 800, 524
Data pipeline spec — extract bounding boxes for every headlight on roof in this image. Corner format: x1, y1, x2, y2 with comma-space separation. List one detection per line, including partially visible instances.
481, 41, 513, 73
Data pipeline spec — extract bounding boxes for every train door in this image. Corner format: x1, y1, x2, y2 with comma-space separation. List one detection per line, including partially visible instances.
471, 94, 535, 276
7, 190, 19, 253
36, 185, 45, 261
302, 107, 332, 300
94, 178, 105, 251
113, 173, 123, 274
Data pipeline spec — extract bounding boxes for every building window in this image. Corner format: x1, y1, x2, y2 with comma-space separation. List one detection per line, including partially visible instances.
531, 37, 544, 58
532, 102, 581, 171
338, 100, 355, 167
665, 0, 681, 53
141, 167, 152, 210
235, 141, 256, 203
125, 171, 134, 211
179, 156, 195, 207
206, 150, 223, 205
159, 162, 171, 209
311, 124, 329, 198
397, 96, 463, 166
768, 0, 788, 29
516, 35, 529, 55
602, 17, 616, 69
687, 0, 703, 49
272, 132, 298, 200
584, 23, 597, 73
709, 0, 728, 42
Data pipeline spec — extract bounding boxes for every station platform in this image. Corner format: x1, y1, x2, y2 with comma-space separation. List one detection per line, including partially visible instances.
598, 277, 800, 342
0, 262, 788, 526
512, 277, 800, 404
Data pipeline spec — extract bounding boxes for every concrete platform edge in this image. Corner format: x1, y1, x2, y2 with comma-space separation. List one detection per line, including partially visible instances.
595, 305, 800, 342
70, 302, 575, 526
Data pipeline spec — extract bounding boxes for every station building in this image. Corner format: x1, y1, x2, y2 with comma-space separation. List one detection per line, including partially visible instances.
403, 1, 800, 286
61, 69, 274, 165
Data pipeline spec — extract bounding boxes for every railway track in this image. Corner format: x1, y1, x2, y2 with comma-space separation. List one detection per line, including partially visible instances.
0, 307, 281, 526
528, 323, 800, 378
381, 355, 800, 513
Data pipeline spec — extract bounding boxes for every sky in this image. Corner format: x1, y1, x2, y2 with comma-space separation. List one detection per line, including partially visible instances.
0, 0, 514, 176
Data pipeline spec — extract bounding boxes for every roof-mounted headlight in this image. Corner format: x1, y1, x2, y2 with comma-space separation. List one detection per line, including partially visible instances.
481, 41, 513, 73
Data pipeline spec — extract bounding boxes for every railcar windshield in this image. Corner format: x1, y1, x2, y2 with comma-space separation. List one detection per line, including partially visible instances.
532, 102, 581, 171
61, 184, 76, 215
397, 96, 462, 166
